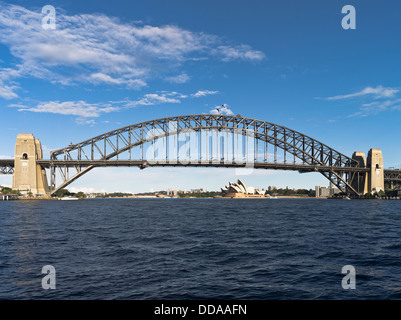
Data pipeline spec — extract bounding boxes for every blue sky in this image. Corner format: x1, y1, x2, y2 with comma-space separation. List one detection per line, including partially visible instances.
1, 0, 401, 193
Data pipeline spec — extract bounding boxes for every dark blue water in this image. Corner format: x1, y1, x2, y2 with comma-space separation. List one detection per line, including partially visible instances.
1, 198, 401, 300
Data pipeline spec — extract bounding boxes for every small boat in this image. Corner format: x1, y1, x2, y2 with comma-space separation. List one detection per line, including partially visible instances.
59, 196, 79, 200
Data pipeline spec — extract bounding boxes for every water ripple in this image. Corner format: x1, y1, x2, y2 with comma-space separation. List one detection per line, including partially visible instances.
1, 198, 401, 299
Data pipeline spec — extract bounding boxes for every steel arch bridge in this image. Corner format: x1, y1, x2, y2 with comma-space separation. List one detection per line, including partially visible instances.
37, 113, 374, 196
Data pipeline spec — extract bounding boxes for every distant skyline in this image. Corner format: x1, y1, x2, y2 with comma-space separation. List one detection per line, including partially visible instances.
1, 0, 401, 193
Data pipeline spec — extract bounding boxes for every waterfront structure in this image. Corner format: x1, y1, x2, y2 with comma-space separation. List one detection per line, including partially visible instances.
1, 194, 19, 201
0, 114, 399, 197
221, 179, 266, 198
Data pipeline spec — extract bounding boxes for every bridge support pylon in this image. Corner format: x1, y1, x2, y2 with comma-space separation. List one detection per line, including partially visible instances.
367, 148, 384, 194
12, 133, 50, 196
351, 149, 385, 196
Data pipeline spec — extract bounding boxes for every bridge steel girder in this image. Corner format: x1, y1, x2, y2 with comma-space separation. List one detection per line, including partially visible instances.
49, 114, 363, 196
384, 169, 401, 190
0, 165, 14, 174
0, 159, 14, 175
384, 170, 401, 182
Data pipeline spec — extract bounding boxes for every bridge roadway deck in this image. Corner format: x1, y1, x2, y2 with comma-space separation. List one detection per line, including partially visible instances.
384, 169, 401, 180
3, 159, 401, 180
0, 159, 14, 165
35, 159, 370, 173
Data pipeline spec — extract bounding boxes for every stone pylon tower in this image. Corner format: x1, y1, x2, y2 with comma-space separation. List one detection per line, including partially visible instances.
351, 148, 385, 196
12, 133, 49, 196
367, 148, 384, 193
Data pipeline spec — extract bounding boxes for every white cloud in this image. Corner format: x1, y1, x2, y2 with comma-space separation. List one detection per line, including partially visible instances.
128, 24, 212, 59
191, 90, 219, 98
123, 89, 219, 107
324, 86, 399, 101
0, 67, 21, 98
0, 66, 23, 81
212, 45, 266, 62
0, 3, 265, 97
9, 89, 222, 122
89, 73, 124, 85
347, 98, 401, 118
210, 104, 234, 115
87, 73, 147, 89
11, 100, 119, 118
76, 118, 96, 126
124, 92, 182, 107
0, 81, 18, 99
323, 86, 401, 118
165, 73, 190, 84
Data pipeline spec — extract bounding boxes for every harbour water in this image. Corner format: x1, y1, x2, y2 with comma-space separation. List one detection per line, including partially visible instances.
1, 198, 401, 299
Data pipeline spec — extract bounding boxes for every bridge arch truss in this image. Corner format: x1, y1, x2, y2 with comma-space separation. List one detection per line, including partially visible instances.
45, 114, 366, 196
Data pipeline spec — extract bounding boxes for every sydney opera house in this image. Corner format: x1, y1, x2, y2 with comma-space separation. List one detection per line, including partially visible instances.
221, 179, 268, 198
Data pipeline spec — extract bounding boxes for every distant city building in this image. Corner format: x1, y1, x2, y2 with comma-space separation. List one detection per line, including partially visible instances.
221, 179, 267, 198
166, 188, 207, 195
166, 189, 178, 196
88, 192, 106, 198
268, 186, 277, 192
315, 186, 341, 198
315, 186, 330, 198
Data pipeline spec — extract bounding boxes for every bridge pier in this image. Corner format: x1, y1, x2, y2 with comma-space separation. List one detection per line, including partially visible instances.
367, 148, 384, 194
351, 149, 384, 196
12, 134, 50, 196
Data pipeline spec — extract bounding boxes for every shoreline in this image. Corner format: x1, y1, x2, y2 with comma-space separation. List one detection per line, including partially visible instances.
3, 195, 400, 201
1, 196, 332, 201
